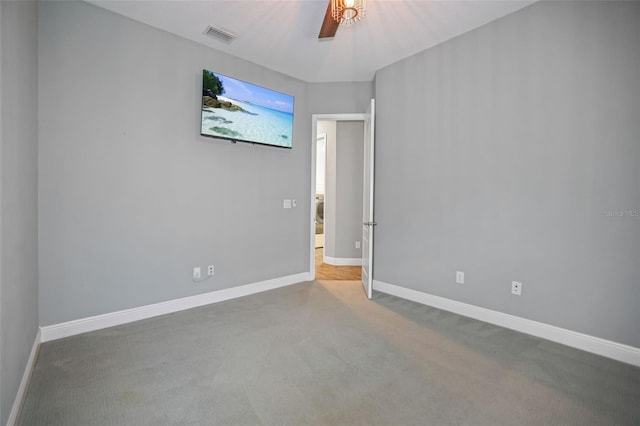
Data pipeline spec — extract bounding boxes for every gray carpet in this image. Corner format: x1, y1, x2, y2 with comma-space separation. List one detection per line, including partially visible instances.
18, 280, 640, 425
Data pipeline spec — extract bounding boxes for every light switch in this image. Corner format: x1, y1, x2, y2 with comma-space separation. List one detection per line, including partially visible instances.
283, 199, 292, 209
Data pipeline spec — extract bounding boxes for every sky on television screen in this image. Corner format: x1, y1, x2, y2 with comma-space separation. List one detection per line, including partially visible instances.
216, 73, 294, 114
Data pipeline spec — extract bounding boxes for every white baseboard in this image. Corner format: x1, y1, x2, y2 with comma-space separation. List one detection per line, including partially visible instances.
373, 280, 640, 367
6, 329, 41, 426
323, 256, 362, 266
40, 273, 310, 342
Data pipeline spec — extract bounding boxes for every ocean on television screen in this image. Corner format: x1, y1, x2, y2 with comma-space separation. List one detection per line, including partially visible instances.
204, 115, 233, 125
202, 96, 293, 147
210, 127, 242, 138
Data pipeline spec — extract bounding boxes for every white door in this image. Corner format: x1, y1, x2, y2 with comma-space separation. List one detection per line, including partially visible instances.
361, 99, 375, 299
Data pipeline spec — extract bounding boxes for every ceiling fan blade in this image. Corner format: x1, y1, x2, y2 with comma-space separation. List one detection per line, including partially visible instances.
318, 1, 339, 39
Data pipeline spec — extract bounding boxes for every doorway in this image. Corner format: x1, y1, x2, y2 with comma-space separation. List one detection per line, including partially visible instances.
311, 115, 366, 281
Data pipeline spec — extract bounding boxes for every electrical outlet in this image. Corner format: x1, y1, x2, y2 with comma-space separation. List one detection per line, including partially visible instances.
208, 265, 215, 276
456, 271, 464, 284
355, 241, 361, 249
193, 267, 201, 280
511, 281, 522, 296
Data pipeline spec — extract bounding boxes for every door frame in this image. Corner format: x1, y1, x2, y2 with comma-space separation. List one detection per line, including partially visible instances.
310, 113, 367, 278
315, 132, 327, 261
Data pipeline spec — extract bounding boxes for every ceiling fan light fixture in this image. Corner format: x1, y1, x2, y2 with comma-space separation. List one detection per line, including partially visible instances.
331, 0, 365, 25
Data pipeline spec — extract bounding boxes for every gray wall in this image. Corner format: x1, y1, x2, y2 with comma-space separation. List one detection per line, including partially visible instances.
308, 81, 373, 115
374, 1, 640, 347
317, 120, 336, 257
0, 1, 39, 424
334, 121, 364, 259
38, 1, 311, 326
311, 81, 372, 262
318, 121, 364, 261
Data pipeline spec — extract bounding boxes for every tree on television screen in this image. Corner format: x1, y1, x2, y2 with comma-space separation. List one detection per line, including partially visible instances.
203, 71, 225, 96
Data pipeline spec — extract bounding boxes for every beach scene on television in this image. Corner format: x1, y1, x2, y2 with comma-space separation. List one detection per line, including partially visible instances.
201, 70, 294, 148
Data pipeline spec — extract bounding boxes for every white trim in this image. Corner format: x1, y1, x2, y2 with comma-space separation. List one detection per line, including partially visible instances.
40, 273, 311, 342
313, 113, 368, 121
373, 280, 640, 367
309, 126, 318, 278
323, 256, 362, 266
315, 133, 327, 197
6, 330, 41, 426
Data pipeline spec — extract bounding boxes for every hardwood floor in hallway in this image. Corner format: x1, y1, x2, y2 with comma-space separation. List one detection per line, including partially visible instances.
315, 248, 361, 281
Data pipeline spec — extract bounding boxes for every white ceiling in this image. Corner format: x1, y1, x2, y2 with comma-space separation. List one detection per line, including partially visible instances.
86, 0, 537, 83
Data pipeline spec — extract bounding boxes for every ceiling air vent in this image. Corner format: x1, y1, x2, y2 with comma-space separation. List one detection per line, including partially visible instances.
204, 25, 236, 44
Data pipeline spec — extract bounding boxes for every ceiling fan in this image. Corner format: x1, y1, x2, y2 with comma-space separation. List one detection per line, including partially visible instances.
318, 0, 366, 39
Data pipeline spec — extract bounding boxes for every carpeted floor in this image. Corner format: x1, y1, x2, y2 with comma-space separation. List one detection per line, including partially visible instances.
18, 280, 640, 425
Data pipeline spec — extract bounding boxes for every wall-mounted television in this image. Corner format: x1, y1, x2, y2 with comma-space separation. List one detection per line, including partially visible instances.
200, 69, 294, 149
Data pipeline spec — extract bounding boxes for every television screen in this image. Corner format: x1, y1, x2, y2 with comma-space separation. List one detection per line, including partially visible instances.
200, 69, 294, 149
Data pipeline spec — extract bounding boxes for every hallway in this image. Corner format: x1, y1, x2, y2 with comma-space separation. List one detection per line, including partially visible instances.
315, 248, 361, 281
